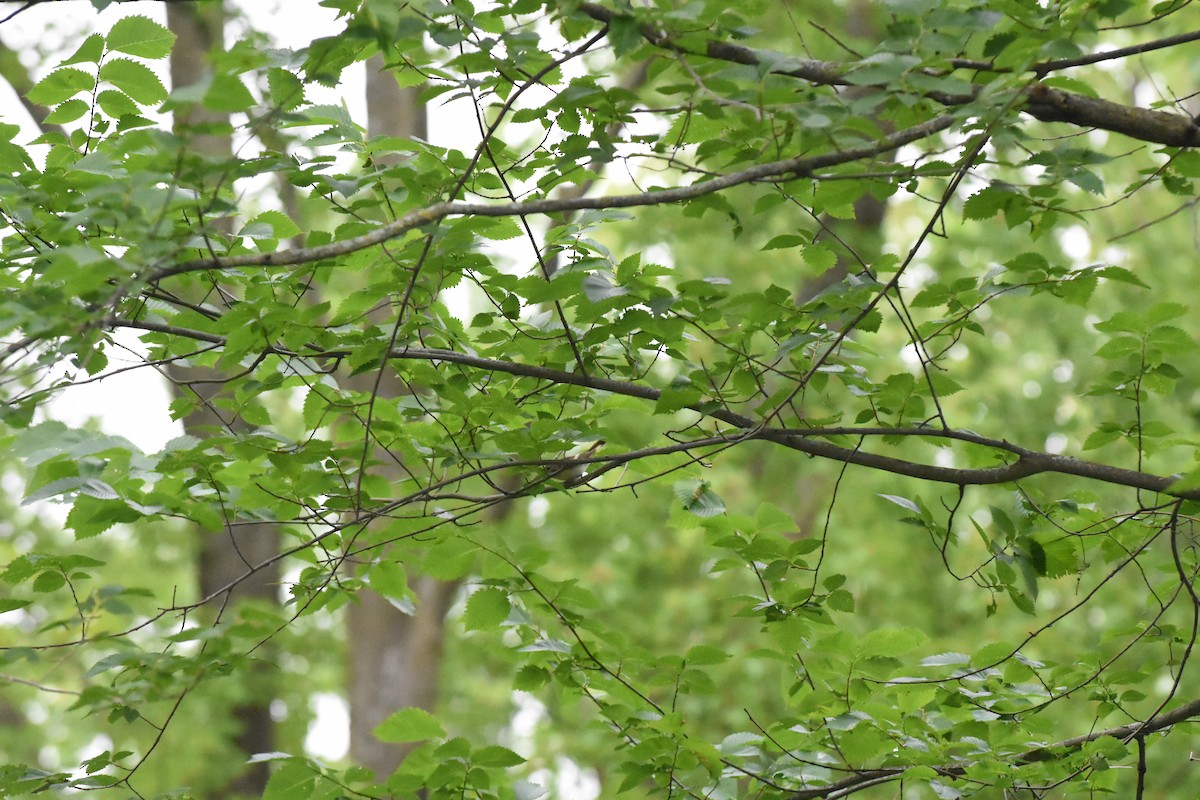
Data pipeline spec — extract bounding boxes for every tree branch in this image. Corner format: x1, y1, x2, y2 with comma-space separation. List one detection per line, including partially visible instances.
144, 115, 952, 283
574, 2, 1200, 147
1025, 82, 1200, 147
105, 316, 1200, 502
785, 697, 1200, 799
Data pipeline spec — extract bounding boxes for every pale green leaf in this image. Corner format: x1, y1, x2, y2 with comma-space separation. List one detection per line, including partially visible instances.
373, 707, 444, 743
105, 15, 175, 59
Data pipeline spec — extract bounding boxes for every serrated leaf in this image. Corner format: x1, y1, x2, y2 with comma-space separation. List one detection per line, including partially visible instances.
65, 496, 141, 538
33, 570, 66, 593
78, 479, 119, 501
204, 73, 256, 113
472, 745, 524, 767
44, 98, 90, 125
106, 15, 175, 59
84, 653, 127, 678
963, 187, 1012, 220
99, 58, 166, 105
582, 272, 628, 302
479, 217, 522, 240
28, 68, 95, 106
373, 707, 444, 743
242, 210, 301, 241
463, 587, 510, 631
654, 386, 700, 415
63, 33, 105, 65
674, 479, 725, 517
267, 67, 305, 110
858, 626, 926, 658
761, 234, 807, 251
262, 760, 319, 800
423, 537, 476, 580
513, 666, 550, 691
1095, 266, 1148, 288
517, 638, 572, 653
920, 652, 970, 667
367, 561, 413, 612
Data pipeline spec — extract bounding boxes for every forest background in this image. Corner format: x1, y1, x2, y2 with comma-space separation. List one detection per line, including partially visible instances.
2, 1, 1200, 799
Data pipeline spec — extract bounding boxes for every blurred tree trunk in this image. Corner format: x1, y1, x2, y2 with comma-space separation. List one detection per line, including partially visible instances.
799, 0, 890, 304
345, 55, 455, 779
774, 0, 890, 533
166, 6, 277, 797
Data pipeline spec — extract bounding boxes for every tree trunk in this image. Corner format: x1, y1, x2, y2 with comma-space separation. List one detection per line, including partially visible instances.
345, 55, 452, 779
166, 6, 277, 796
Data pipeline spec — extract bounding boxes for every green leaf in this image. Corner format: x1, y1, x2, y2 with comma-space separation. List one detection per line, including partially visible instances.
373, 707, 445, 743
920, 652, 970, 667
63, 33, 105, 66
65, 497, 142, 539
762, 234, 808, 250
858, 626, 926, 658
878, 494, 920, 514
674, 479, 725, 518
654, 385, 701, 414
95, 88, 140, 118
423, 536, 477, 580
267, 67, 306, 110
472, 745, 524, 767
262, 760, 321, 800
28, 68, 95, 106
845, 53, 920, 85
582, 272, 628, 302
463, 587, 510, 631
98, 58, 167, 105
43, 99, 90, 125
204, 73, 256, 113
32, 570, 66, 593
105, 15, 176, 59
242, 210, 302, 242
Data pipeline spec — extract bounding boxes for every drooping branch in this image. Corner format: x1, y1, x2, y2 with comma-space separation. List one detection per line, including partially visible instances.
105, 316, 1200, 502
575, 2, 1200, 147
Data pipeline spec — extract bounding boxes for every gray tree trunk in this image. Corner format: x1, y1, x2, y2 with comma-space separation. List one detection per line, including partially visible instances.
166, 6, 277, 796
345, 55, 453, 779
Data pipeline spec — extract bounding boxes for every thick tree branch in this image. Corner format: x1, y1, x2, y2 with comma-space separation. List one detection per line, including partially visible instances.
105, 316, 1200, 502
575, 2, 1200, 147
1025, 83, 1200, 147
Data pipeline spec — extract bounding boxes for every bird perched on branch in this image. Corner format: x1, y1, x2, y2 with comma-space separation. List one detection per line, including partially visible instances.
549, 439, 606, 488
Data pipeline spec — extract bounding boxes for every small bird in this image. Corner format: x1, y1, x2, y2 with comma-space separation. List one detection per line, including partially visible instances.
550, 440, 606, 487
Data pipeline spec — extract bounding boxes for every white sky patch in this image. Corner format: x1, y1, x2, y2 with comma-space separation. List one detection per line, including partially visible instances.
44, 330, 182, 453
529, 757, 601, 800
1052, 360, 1074, 383
305, 692, 350, 761
1056, 224, 1091, 265
898, 342, 923, 369
527, 496, 550, 528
